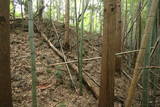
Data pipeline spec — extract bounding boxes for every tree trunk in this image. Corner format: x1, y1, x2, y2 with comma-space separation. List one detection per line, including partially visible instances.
115, 0, 122, 73
64, 0, 70, 49
0, 0, 13, 106
125, 0, 159, 106
98, 0, 117, 106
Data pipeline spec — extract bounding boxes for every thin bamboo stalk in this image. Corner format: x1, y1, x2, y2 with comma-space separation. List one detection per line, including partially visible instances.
28, 0, 37, 107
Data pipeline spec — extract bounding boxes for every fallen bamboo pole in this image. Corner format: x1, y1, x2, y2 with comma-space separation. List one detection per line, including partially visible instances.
115, 47, 154, 56
115, 50, 139, 56
49, 57, 101, 66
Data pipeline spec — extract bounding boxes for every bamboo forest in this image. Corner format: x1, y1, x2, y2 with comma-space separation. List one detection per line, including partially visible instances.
0, 0, 160, 107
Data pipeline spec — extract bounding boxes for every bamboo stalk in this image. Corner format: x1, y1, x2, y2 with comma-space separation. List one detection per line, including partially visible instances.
125, 0, 159, 106
28, 0, 37, 107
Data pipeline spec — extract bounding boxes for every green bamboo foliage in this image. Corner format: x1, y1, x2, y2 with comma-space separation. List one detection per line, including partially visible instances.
28, 0, 37, 107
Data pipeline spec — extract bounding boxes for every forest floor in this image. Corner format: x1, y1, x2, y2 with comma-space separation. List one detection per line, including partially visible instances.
10, 21, 131, 107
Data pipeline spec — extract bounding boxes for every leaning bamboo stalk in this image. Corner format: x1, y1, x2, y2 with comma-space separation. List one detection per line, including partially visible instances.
125, 0, 159, 107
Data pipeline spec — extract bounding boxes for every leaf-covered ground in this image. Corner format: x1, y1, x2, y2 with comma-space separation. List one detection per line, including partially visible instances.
11, 29, 99, 107
11, 21, 134, 107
